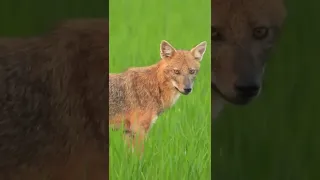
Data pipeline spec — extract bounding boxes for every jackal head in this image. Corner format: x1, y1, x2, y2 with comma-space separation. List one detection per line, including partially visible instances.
160, 40, 207, 95
211, 0, 287, 105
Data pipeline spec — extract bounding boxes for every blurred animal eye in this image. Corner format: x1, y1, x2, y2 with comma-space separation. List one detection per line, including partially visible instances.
173, 69, 180, 74
189, 69, 196, 74
212, 26, 224, 42
253, 26, 269, 40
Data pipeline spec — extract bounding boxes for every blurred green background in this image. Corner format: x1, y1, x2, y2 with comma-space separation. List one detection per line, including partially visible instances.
212, 0, 320, 180
0, 0, 108, 37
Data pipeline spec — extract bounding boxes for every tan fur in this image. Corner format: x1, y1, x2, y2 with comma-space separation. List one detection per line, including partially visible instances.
211, 0, 287, 118
0, 19, 108, 179
109, 40, 207, 152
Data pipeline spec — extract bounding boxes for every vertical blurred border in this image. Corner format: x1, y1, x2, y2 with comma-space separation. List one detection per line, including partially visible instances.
0, 0, 109, 178
212, 0, 320, 179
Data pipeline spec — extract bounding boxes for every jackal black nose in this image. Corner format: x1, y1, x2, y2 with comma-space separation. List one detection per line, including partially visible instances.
234, 83, 260, 98
184, 88, 192, 94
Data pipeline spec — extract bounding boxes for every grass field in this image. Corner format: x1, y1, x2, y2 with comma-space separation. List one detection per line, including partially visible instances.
109, 0, 211, 179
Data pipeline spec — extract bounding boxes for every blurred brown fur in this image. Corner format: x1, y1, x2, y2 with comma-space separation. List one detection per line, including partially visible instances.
211, 0, 287, 117
0, 19, 108, 180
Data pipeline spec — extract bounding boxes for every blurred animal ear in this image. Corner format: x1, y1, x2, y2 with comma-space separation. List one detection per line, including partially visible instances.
191, 41, 207, 61
160, 40, 177, 59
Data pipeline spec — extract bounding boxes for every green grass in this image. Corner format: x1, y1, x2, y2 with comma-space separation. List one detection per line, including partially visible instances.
109, 0, 211, 179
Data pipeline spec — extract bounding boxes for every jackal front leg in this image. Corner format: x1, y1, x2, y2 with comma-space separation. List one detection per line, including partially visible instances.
124, 110, 155, 155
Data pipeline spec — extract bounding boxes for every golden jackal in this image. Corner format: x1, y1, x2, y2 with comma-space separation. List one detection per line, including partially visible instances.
211, 0, 287, 118
109, 40, 207, 150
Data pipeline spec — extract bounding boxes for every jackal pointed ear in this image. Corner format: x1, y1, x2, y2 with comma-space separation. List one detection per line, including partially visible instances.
191, 41, 207, 61
160, 40, 177, 59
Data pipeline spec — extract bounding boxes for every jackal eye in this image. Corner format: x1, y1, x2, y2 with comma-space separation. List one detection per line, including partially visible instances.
189, 69, 196, 74
212, 26, 224, 42
253, 27, 269, 40
173, 69, 180, 74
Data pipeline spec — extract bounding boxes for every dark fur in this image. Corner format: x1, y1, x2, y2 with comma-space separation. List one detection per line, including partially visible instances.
211, 0, 287, 105
0, 19, 108, 179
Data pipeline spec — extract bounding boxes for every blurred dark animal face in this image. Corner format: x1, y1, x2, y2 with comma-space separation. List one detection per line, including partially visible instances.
211, 0, 287, 105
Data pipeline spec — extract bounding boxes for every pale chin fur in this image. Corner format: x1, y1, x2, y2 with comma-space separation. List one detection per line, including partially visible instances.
171, 80, 180, 92
171, 80, 178, 89
172, 79, 224, 120
170, 80, 181, 106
